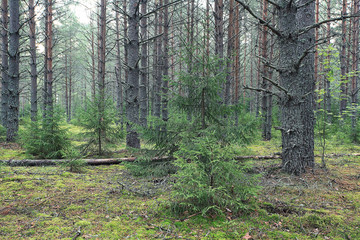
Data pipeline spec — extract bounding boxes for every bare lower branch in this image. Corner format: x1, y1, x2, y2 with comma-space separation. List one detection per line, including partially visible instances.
298, 13, 360, 36
243, 85, 281, 98
262, 76, 289, 95
235, 0, 282, 37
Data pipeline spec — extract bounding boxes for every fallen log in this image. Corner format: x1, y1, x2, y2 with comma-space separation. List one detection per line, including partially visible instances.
0, 156, 172, 167
1, 153, 359, 167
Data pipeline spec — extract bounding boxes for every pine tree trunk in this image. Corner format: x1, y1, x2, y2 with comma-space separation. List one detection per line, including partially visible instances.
325, 0, 332, 119
214, 0, 224, 102
65, 54, 68, 119
115, 0, 123, 126
45, 0, 53, 118
6, 0, 20, 142
261, 0, 271, 141
91, 26, 96, 100
162, 0, 169, 123
140, 0, 148, 126
126, 0, 141, 149
1, 0, 8, 127
225, 0, 234, 106
315, 0, 320, 109
29, 0, 37, 122
340, 0, 348, 116
279, 1, 315, 175
351, 0, 359, 134
154, 0, 162, 119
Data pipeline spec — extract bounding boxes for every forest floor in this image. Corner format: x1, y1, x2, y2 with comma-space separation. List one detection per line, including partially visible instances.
0, 128, 360, 239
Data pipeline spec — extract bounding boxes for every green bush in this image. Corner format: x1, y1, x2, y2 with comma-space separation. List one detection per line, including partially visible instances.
20, 114, 70, 159
77, 96, 124, 155
171, 135, 260, 216
59, 148, 86, 173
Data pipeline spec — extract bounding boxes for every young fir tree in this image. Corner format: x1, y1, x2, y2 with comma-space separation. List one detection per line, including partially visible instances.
141, 49, 259, 215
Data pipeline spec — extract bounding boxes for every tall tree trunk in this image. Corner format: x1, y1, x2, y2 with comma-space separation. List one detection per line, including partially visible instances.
91, 25, 96, 100
315, 0, 320, 109
1, 0, 8, 127
325, 0, 331, 118
126, 0, 141, 148
214, 0, 224, 102
7, 0, 20, 141
97, 0, 106, 154
351, 0, 359, 134
225, 0, 235, 106
65, 54, 68, 119
115, 0, 123, 126
140, 0, 148, 126
340, 0, 348, 116
29, 0, 37, 122
162, 0, 169, 123
68, 42, 72, 122
154, 0, 162, 119
261, 0, 271, 140
278, 0, 315, 175
43, 0, 53, 119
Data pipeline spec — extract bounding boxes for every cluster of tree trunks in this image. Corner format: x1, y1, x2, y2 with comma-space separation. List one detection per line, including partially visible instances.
0, 0, 360, 176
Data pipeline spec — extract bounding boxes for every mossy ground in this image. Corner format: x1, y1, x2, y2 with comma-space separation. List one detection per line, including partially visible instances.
1, 128, 360, 239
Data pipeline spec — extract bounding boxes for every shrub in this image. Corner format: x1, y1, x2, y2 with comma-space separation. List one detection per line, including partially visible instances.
59, 148, 86, 173
171, 135, 260, 216
77, 96, 124, 155
20, 113, 70, 159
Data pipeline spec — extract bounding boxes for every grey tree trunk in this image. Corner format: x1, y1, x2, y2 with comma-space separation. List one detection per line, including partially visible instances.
261, 0, 271, 140
340, 0, 348, 116
1, 0, 8, 127
214, 0, 224, 102
115, 0, 123, 127
154, 0, 162, 119
278, 0, 315, 175
29, 0, 37, 122
7, 0, 20, 142
126, 0, 141, 149
225, 0, 235, 106
140, 0, 148, 126
162, 0, 169, 123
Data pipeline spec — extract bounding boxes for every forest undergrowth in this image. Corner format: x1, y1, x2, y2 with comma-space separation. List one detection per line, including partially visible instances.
0, 127, 359, 239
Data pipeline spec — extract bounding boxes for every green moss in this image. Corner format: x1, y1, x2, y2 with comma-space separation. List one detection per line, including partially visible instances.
75, 220, 92, 228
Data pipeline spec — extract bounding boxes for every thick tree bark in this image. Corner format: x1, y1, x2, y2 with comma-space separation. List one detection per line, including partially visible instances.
126, 0, 141, 149
6, 0, 20, 142
1, 0, 8, 128
278, 0, 315, 175
140, 0, 148, 126
29, 0, 37, 122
